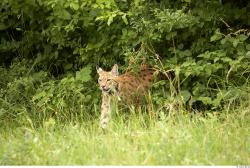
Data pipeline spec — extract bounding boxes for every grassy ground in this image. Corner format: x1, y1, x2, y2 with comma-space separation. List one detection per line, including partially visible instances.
0, 110, 249, 165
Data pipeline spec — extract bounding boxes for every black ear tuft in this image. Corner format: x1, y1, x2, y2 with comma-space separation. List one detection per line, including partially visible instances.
96, 66, 103, 73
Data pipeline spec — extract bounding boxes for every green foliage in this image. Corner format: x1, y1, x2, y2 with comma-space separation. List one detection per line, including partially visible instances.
0, 59, 96, 124
31, 69, 97, 122
0, 0, 250, 123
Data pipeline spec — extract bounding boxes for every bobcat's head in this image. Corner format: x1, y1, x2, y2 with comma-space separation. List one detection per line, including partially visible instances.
96, 64, 119, 94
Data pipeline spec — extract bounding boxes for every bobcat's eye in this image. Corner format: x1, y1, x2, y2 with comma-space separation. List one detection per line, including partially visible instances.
107, 79, 111, 82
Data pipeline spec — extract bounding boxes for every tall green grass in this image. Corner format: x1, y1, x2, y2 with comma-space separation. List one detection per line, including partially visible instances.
0, 109, 249, 165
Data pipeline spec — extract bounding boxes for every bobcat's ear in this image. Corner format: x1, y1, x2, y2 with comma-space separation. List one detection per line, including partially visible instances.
96, 66, 103, 73
111, 64, 119, 76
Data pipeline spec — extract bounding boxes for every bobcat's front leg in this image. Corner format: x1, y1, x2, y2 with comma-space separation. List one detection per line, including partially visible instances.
100, 93, 111, 129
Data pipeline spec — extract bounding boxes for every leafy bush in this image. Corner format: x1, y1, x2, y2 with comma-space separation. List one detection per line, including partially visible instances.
0, 60, 97, 124
0, 0, 249, 123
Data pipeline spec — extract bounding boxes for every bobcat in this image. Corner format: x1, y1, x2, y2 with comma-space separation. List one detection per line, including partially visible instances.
96, 64, 156, 129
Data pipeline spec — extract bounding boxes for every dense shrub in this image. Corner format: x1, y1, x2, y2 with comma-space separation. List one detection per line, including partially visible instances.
0, 0, 249, 122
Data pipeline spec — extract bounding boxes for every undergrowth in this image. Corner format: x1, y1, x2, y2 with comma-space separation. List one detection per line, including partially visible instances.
0, 108, 249, 165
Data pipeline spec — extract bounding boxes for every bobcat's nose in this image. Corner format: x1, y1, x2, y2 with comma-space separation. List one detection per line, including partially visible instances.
101, 86, 107, 90
101, 86, 110, 92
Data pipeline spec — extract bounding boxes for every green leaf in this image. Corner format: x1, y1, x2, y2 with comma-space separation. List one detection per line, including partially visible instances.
246, 44, 250, 50
70, 2, 79, 10
16, 27, 22, 31
246, 51, 250, 57
198, 97, 213, 105
58, 9, 71, 20
220, 38, 227, 45
107, 15, 114, 26
76, 66, 92, 82
238, 34, 248, 41
122, 14, 128, 25
232, 39, 240, 48
210, 33, 222, 42
180, 90, 191, 103
183, 50, 192, 56
64, 64, 73, 70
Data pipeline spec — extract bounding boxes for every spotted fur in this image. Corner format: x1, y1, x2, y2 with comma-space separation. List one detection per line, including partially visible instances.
96, 64, 155, 129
